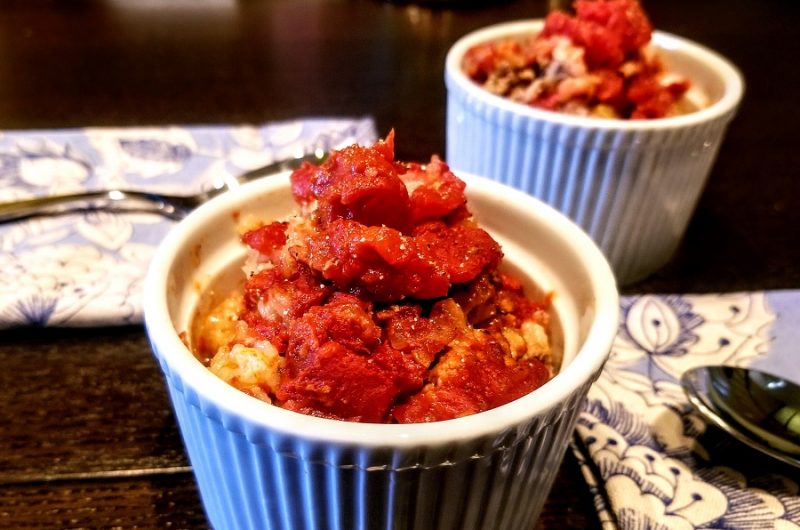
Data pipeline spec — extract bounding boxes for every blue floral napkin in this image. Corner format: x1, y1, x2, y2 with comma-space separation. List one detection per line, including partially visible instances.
574, 291, 800, 529
0, 118, 377, 327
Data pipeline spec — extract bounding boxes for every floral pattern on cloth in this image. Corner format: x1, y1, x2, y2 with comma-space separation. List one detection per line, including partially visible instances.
0, 118, 377, 327
574, 291, 800, 530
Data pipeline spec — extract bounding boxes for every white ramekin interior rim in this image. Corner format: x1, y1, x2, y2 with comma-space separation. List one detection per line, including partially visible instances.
445, 19, 744, 131
143, 171, 619, 448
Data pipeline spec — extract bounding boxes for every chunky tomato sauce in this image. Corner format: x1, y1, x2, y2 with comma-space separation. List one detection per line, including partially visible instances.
193, 132, 554, 423
463, 0, 692, 119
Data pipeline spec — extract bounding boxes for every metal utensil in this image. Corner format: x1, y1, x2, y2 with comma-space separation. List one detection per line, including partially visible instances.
681, 365, 800, 468
0, 148, 327, 223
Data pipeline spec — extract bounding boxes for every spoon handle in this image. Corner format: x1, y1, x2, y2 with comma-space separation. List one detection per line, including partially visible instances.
0, 149, 329, 223
0, 189, 193, 223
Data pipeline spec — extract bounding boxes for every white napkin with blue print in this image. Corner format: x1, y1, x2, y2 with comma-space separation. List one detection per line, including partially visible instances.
0, 118, 377, 327
574, 291, 800, 529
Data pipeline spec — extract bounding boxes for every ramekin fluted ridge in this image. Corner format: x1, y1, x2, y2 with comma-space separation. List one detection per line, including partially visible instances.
160, 363, 596, 530
144, 171, 619, 529
445, 20, 743, 284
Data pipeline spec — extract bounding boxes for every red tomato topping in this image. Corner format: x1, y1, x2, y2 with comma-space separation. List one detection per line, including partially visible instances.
279, 341, 399, 422
464, 0, 690, 119
290, 130, 411, 231
200, 134, 555, 423
400, 156, 468, 225
241, 265, 331, 351
241, 221, 288, 258
303, 219, 451, 301
392, 332, 551, 423
413, 221, 501, 284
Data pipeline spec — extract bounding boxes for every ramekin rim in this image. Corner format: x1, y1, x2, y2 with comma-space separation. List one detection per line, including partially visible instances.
444, 19, 745, 131
143, 171, 619, 448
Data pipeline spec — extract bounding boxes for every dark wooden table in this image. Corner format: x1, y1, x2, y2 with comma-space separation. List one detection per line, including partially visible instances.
1, 0, 798, 528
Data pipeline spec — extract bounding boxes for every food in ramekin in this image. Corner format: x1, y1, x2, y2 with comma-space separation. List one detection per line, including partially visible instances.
145, 124, 619, 529
462, 0, 696, 119
191, 132, 555, 423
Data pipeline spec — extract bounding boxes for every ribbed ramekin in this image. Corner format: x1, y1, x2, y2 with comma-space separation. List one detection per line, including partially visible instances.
144, 171, 618, 530
445, 20, 744, 285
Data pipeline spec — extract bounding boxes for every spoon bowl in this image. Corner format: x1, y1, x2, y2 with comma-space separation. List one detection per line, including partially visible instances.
681, 365, 800, 468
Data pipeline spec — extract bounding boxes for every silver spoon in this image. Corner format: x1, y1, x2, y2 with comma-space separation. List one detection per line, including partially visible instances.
0, 148, 327, 223
681, 365, 800, 469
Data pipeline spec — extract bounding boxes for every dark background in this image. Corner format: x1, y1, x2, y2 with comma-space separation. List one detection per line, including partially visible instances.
1, 0, 798, 294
